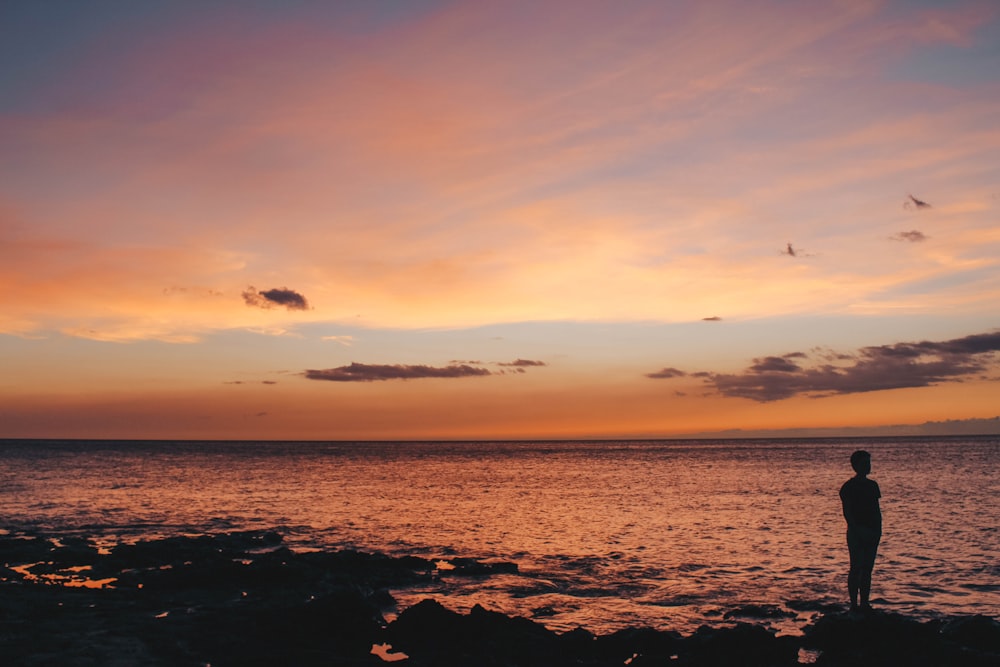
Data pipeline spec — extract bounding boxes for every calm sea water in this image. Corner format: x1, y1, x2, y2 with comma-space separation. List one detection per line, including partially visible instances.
1, 437, 997, 635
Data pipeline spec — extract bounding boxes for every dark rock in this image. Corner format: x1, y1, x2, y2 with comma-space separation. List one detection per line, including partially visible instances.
386, 598, 575, 666
443, 557, 519, 576
5, 530, 999, 667
680, 622, 799, 666
297, 549, 436, 588
48, 536, 101, 567
190, 589, 385, 666
468, 602, 561, 649
108, 534, 229, 569
802, 610, 999, 666
0, 535, 52, 567
119, 555, 247, 592
940, 615, 1000, 654
106, 530, 282, 570
0, 565, 17, 583
723, 603, 796, 620
786, 598, 845, 614
594, 626, 683, 665
242, 546, 321, 588
370, 587, 396, 608
560, 625, 596, 651
217, 529, 284, 550
383, 599, 469, 663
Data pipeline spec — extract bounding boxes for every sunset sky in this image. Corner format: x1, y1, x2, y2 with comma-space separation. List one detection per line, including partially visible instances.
2, 0, 998, 440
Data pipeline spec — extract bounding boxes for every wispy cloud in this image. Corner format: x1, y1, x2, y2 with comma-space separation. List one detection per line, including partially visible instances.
494, 358, 547, 374
890, 230, 928, 242
645, 367, 687, 379
649, 331, 1000, 402
242, 286, 310, 311
162, 286, 226, 298
322, 335, 354, 346
246, 327, 303, 338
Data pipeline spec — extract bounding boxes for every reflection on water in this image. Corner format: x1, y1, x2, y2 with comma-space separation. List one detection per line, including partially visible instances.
1, 437, 997, 634
9, 563, 117, 589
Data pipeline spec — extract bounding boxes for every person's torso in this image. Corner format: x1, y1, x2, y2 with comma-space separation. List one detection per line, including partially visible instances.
842, 477, 882, 530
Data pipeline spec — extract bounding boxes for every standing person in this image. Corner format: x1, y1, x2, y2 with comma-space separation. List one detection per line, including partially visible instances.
839, 450, 881, 613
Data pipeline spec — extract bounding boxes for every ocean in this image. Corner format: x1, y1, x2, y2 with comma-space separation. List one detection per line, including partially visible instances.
2, 436, 997, 635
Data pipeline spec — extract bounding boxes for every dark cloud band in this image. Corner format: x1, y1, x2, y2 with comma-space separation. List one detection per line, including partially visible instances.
306, 363, 490, 382
304, 359, 546, 382
648, 331, 1000, 402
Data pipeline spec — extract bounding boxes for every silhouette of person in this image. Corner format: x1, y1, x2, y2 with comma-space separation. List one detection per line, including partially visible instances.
840, 450, 881, 612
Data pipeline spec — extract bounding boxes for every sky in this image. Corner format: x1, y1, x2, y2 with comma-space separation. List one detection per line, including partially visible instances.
1, 0, 999, 440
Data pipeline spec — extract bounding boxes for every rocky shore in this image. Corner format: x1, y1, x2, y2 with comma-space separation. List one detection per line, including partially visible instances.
2, 530, 997, 666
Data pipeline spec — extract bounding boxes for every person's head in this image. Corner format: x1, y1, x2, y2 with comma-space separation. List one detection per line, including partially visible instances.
850, 450, 872, 476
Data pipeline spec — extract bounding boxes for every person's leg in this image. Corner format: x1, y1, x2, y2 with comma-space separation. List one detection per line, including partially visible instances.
846, 533, 861, 610
858, 538, 879, 609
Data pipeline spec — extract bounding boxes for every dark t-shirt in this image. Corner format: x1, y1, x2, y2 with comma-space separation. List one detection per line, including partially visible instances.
840, 476, 882, 533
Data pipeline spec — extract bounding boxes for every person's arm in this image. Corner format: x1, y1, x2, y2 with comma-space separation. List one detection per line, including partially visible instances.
840, 485, 855, 526
842, 501, 857, 527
